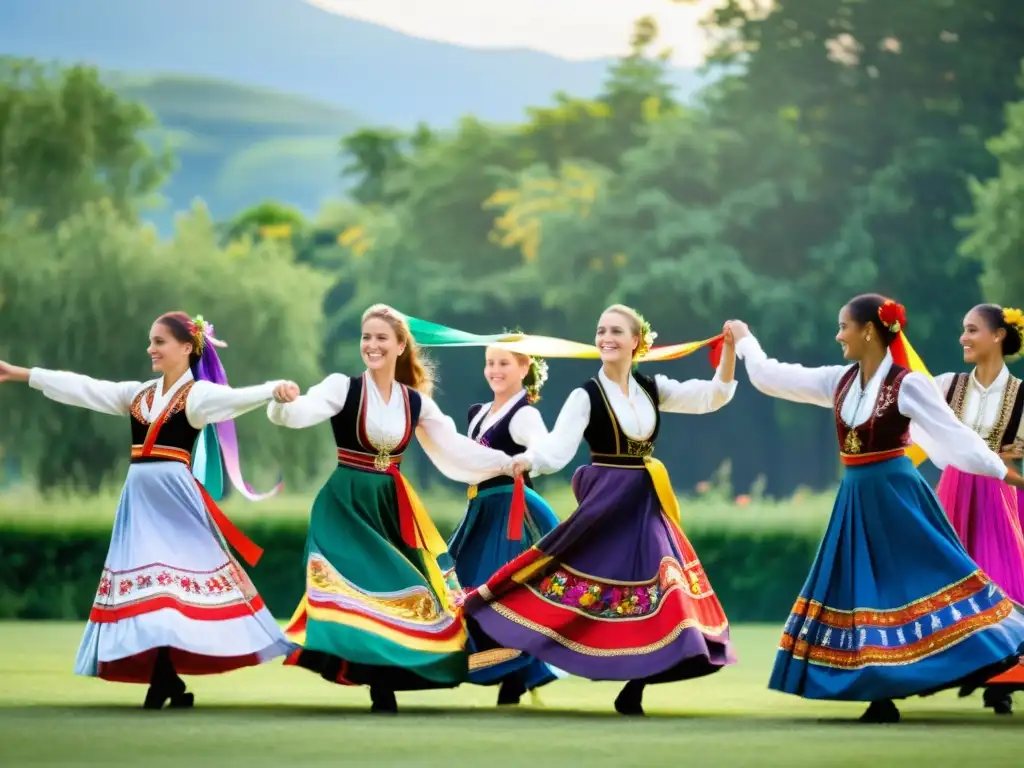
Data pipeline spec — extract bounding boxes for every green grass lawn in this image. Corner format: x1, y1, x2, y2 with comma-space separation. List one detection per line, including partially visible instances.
0, 623, 1019, 766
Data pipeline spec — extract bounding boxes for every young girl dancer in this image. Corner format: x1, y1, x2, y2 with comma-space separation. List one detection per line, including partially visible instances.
932, 303, 1024, 715
447, 346, 561, 705
0, 312, 296, 708
267, 304, 522, 714
727, 294, 1024, 723
465, 304, 739, 716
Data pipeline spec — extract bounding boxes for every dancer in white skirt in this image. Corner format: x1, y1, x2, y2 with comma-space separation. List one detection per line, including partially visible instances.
0, 311, 299, 709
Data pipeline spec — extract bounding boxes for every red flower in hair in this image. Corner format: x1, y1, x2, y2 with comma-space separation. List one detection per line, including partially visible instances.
877, 300, 907, 334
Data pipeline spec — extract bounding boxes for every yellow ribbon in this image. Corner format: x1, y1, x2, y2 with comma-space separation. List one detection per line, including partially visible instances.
397, 475, 456, 609
643, 457, 682, 529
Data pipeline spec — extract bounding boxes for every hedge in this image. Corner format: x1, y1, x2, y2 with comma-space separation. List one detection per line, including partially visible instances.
0, 520, 821, 623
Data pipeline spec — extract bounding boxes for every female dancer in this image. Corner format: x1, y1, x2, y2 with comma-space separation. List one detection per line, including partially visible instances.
267, 304, 522, 714
464, 304, 739, 716
447, 346, 561, 705
727, 294, 1024, 723
0, 312, 296, 708
932, 303, 1024, 715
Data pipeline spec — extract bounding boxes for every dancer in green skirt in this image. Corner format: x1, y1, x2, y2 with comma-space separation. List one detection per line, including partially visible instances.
267, 304, 523, 713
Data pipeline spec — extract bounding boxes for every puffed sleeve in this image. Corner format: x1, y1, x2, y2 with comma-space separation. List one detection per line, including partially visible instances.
932, 372, 956, 400
186, 380, 282, 429
508, 405, 550, 450
267, 374, 350, 429
735, 336, 848, 408
28, 368, 144, 416
518, 389, 591, 476
901, 372, 1008, 479
654, 368, 737, 414
415, 395, 514, 485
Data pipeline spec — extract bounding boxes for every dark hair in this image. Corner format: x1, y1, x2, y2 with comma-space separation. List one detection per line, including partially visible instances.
156, 311, 201, 368
845, 293, 899, 347
972, 304, 1023, 358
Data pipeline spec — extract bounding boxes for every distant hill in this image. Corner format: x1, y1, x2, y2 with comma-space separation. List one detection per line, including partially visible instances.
103, 73, 362, 227
0, 0, 711, 128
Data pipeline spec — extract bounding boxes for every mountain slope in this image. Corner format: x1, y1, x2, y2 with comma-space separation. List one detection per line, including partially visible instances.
0, 0, 710, 128
105, 73, 362, 228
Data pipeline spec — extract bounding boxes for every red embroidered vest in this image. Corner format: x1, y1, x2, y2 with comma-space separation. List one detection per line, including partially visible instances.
834, 364, 911, 459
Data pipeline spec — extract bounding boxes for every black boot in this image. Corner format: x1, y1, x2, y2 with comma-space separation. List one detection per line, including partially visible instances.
859, 699, 900, 723
369, 686, 398, 714
983, 687, 1014, 716
614, 681, 646, 716
144, 648, 190, 709
497, 674, 526, 706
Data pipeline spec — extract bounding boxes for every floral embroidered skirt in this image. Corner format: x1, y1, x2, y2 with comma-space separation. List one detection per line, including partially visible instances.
771, 456, 1024, 701
76, 462, 293, 683
447, 481, 562, 689
284, 464, 468, 690
464, 463, 736, 682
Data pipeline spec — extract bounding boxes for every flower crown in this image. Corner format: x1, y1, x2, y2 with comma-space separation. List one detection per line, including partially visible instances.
634, 313, 658, 359
1004, 307, 1024, 353
877, 300, 907, 335
525, 356, 548, 404
185, 314, 227, 356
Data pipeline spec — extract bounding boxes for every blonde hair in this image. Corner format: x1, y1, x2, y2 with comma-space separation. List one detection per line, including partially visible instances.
601, 303, 646, 358
361, 304, 436, 397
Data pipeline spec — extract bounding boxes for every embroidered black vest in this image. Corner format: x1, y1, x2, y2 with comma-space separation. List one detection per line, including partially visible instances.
332, 374, 423, 471
834, 365, 911, 457
129, 381, 199, 465
944, 372, 1024, 452
467, 396, 534, 490
583, 372, 660, 467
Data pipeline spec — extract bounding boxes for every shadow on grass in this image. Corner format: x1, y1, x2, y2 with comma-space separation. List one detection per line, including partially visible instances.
0, 703, 1018, 729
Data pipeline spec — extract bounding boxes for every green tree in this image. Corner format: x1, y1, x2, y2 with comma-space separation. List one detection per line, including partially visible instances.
0, 58, 172, 226
0, 201, 330, 492
960, 61, 1024, 305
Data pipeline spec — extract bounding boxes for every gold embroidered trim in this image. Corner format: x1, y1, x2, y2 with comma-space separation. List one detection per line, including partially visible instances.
308, 556, 442, 624
950, 374, 1021, 451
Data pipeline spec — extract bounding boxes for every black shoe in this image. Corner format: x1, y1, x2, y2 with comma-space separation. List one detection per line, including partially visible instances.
369, 686, 398, 714
143, 685, 169, 710
614, 681, 645, 716
984, 688, 1013, 716
497, 676, 526, 706
169, 692, 195, 709
859, 700, 900, 723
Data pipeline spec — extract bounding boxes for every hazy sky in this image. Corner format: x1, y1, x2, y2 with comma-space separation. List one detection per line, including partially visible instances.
305, 0, 720, 67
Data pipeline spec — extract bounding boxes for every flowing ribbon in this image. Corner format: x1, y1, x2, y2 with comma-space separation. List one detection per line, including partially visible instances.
386, 465, 453, 606
399, 312, 724, 366
889, 331, 931, 467
643, 457, 683, 530
507, 475, 527, 541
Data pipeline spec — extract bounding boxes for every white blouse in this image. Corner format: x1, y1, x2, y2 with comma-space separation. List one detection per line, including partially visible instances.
734, 336, 1008, 479
29, 368, 281, 428
266, 373, 515, 485
933, 367, 1014, 438
467, 390, 549, 451
524, 367, 737, 475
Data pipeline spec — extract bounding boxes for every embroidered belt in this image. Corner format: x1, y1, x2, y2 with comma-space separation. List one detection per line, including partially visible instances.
337, 447, 403, 472
467, 475, 518, 499
840, 447, 907, 466
589, 453, 647, 468
130, 445, 191, 466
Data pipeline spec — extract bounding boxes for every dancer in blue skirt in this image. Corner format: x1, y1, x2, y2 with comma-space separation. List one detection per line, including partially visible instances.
447, 346, 561, 704
726, 294, 1024, 723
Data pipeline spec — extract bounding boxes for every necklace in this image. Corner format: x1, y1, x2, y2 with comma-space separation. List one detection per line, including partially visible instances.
842, 371, 870, 454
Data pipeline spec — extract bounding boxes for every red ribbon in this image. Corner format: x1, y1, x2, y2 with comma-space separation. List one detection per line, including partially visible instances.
388, 465, 421, 550
707, 335, 724, 369
195, 482, 264, 567
506, 475, 527, 541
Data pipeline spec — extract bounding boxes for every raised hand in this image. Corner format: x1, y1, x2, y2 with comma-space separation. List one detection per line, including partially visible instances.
725, 320, 751, 342
273, 381, 301, 403
0, 361, 30, 384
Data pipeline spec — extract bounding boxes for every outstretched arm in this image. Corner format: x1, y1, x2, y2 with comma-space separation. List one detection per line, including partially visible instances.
415, 396, 515, 485
4, 362, 144, 416
901, 373, 1010, 480
267, 374, 350, 429
516, 389, 590, 476
728, 322, 846, 409
187, 379, 291, 428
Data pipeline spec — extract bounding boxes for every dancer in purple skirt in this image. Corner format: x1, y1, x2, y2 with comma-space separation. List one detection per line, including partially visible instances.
464, 304, 739, 716
932, 303, 1024, 715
